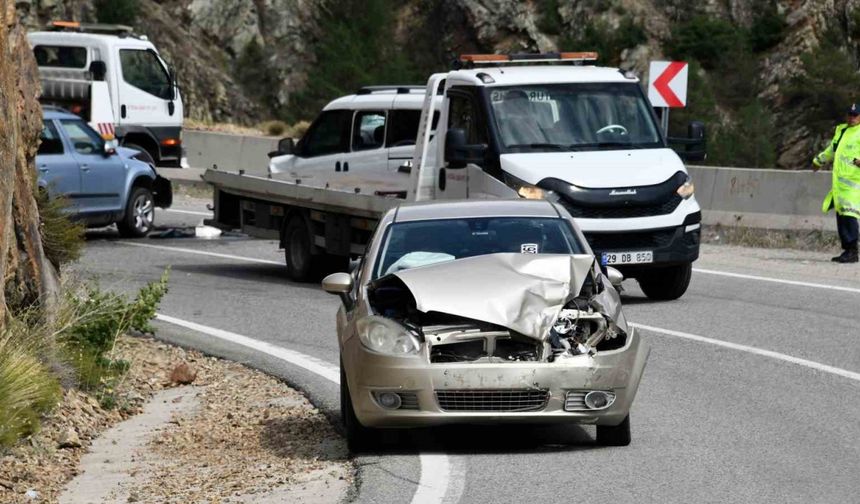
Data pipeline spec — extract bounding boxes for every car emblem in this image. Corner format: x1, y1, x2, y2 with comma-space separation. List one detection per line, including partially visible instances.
609, 189, 637, 196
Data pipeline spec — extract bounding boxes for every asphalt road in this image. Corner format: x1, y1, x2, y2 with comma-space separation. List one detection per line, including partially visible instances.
74, 197, 860, 504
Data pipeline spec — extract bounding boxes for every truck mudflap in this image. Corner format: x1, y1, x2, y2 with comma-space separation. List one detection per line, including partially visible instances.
153, 175, 173, 208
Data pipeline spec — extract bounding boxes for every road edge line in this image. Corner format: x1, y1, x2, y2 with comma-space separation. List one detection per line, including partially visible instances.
693, 267, 860, 295
117, 241, 283, 265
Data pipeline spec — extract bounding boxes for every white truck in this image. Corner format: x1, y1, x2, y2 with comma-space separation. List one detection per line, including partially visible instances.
28, 21, 184, 167
204, 52, 706, 300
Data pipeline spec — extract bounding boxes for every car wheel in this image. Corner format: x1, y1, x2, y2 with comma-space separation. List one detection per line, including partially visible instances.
637, 263, 692, 300
283, 216, 318, 281
596, 414, 631, 446
117, 186, 155, 238
340, 358, 378, 453
124, 143, 156, 166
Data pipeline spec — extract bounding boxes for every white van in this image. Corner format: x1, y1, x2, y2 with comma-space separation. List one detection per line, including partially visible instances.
28, 22, 184, 167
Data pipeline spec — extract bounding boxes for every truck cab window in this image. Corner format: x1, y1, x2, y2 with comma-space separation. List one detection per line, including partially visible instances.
38, 121, 64, 155
302, 110, 351, 157
448, 94, 486, 144
386, 110, 440, 147
352, 111, 386, 151
119, 49, 172, 99
33, 45, 87, 68
59, 120, 103, 155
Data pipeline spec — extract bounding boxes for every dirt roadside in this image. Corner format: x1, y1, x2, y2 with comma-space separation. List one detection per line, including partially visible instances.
0, 336, 352, 504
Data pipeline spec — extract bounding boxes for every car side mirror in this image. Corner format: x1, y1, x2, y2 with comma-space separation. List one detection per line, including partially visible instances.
322, 272, 354, 308
606, 266, 624, 288
268, 137, 295, 158
89, 60, 107, 81
167, 65, 178, 101
444, 128, 486, 169
668, 120, 707, 163
102, 140, 117, 157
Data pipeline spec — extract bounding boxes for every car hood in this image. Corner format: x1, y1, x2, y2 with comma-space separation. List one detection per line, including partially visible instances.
388, 253, 606, 341
500, 148, 686, 189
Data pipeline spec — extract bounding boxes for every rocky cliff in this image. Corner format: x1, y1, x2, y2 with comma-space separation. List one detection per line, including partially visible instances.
1, 0, 59, 322
15, 0, 860, 167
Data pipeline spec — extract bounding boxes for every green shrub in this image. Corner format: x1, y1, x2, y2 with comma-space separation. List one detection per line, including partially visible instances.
0, 328, 60, 447
286, 120, 311, 140
94, 0, 138, 25
36, 189, 84, 270
537, 0, 563, 35
236, 40, 282, 114
260, 120, 288, 137
666, 16, 746, 70
560, 16, 646, 66
749, 7, 787, 52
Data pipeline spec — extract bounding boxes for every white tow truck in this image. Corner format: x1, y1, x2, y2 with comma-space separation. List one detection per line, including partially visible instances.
28, 21, 184, 167
204, 52, 706, 299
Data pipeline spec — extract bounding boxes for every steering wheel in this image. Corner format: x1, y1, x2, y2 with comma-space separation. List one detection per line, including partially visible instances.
596, 124, 629, 135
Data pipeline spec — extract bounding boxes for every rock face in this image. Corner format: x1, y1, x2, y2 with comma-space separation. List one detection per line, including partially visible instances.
0, 0, 59, 321
14, 0, 860, 167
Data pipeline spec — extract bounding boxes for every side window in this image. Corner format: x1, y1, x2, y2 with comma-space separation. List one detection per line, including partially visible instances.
33, 45, 87, 68
119, 49, 171, 99
448, 94, 487, 144
352, 111, 386, 151
59, 120, 103, 155
302, 110, 352, 157
38, 121, 64, 155
386, 110, 441, 148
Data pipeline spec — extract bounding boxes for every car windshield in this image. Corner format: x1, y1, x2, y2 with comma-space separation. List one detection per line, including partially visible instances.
488, 83, 662, 152
374, 217, 584, 279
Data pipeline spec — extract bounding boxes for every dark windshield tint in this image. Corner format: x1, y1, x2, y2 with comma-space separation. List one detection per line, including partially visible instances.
488, 83, 662, 152
374, 217, 583, 278
34, 45, 87, 68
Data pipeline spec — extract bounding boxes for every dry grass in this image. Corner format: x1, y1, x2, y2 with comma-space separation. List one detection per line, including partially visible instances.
702, 224, 841, 252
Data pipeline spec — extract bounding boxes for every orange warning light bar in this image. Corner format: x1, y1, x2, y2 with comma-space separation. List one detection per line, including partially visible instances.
460, 54, 511, 63
559, 52, 599, 61
51, 20, 81, 28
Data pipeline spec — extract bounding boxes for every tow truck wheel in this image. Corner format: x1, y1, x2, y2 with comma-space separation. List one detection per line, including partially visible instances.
637, 263, 692, 301
284, 216, 317, 281
340, 358, 378, 453
596, 415, 631, 446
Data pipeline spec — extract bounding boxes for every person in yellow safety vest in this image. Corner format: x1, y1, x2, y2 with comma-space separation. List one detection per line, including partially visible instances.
813, 102, 860, 263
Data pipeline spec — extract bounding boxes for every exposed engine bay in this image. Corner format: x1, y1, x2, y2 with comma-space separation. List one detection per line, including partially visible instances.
367, 253, 628, 363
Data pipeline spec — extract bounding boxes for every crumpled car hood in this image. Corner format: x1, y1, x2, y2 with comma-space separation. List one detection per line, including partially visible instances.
390, 253, 604, 341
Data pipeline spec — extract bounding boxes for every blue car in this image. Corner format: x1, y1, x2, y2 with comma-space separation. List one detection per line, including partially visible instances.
37, 107, 172, 237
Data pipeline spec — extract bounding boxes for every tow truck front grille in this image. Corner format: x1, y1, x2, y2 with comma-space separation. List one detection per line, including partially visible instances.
561, 195, 682, 219
584, 228, 678, 251
435, 389, 549, 412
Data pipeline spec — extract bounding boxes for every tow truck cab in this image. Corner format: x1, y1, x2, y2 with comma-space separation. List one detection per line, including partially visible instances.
419, 52, 704, 300
27, 22, 183, 167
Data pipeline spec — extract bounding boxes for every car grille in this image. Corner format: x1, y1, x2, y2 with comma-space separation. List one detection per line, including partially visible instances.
561, 195, 682, 219
584, 228, 678, 251
435, 389, 549, 412
398, 393, 419, 410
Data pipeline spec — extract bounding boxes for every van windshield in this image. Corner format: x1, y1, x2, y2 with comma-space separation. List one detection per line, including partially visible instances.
488, 83, 662, 152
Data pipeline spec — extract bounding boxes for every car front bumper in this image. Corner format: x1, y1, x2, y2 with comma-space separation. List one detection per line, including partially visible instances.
342, 327, 649, 428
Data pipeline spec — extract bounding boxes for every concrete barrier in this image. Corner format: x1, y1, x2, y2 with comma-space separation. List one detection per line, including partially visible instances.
184, 131, 838, 232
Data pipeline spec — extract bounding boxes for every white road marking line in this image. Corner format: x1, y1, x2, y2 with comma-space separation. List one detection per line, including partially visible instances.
154, 313, 455, 503
693, 267, 860, 295
633, 323, 860, 383
117, 241, 283, 265
160, 208, 212, 217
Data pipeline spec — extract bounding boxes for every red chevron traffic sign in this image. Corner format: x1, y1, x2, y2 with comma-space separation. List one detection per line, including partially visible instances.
648, 61, 688, 108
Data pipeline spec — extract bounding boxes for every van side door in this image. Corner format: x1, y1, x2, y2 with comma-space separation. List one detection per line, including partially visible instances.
289, 110, 352, 185
37, 119, 82, 209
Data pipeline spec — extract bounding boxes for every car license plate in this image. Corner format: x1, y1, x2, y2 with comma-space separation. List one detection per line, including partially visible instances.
601, 251, 653, 265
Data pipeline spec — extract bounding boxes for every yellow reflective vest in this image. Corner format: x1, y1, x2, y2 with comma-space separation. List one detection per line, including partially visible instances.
814, 123, 860, 219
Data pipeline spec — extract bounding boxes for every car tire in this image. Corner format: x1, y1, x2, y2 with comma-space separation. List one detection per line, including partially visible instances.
117, 186, 155, 238
283, 216, 319, 282
340, 358, 378, 453
124, 143, 156, 166
637, 262, 692, 300
596, 414, 631, 446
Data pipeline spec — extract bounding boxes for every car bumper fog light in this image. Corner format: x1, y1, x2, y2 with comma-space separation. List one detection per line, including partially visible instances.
374, 392, 403, 410
584, 391, 616, 410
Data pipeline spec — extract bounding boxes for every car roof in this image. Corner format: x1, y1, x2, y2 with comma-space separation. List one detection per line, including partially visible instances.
391, 199, 561, 223
42, 107, 81, 120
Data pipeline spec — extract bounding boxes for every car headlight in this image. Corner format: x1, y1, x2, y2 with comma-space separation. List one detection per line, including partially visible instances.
504, 173, 558, 201
357, 316, 420, 355
676, 175, 695, 199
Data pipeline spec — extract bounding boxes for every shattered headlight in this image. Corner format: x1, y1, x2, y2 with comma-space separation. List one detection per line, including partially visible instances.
357, 316, 421, 356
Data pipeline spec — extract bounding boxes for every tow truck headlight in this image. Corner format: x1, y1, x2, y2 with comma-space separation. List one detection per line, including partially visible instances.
504, 173, 558, 201
676, 176, 695, 199
357, 317, 420, 355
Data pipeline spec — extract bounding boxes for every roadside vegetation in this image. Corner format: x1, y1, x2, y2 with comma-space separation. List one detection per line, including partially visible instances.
0, 192, 169, 448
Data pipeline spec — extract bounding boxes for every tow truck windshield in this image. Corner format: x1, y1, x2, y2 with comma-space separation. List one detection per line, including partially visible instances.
488, 82, 663, 153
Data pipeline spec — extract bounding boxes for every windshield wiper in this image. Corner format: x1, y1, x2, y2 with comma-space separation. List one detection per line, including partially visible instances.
507, 143, 568, 150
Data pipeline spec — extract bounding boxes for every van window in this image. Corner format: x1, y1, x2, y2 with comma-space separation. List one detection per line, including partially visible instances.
119, 49, 172, 99
386, 110, 440, 147
352, 111, 386, 151
38, 121, 64, 155
301, 110, 352, 157
33, 45, 87, 68
59, 120, 104, 155
448, 94, 487, 144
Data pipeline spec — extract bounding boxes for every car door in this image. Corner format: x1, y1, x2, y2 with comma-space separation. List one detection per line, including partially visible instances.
289, 110, 352, 186
59, 119, 125, 214
348, 110, 406, 193
37, 119, 82, 210
116, 47, 175, 127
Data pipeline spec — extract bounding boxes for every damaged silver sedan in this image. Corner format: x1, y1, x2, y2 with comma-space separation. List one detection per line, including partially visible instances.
323, 200, 649, 451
